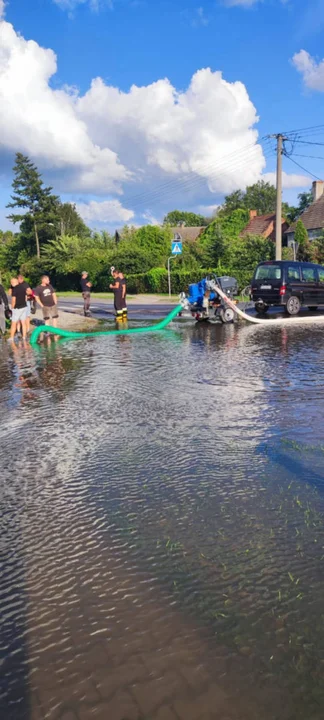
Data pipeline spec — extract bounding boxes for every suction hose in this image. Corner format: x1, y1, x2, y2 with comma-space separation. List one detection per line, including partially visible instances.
30, 304, 183, 346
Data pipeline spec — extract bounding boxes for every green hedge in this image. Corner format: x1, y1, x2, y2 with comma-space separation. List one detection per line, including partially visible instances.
126, 269, 212, 295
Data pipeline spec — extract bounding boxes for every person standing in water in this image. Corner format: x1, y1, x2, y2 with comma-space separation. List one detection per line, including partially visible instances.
118, 270, 127, 320
34, 276, 59, 327
10, 277, 29, 341
81, 271, 92, 317
17, 275, 33, 334
0, 283, 10, 335
110, 267, 126, 322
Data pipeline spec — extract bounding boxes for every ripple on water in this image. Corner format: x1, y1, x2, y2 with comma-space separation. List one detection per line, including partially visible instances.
2, 323, 324, 719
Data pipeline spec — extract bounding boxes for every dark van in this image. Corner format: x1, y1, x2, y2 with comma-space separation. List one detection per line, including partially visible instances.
251, 261, 324, 315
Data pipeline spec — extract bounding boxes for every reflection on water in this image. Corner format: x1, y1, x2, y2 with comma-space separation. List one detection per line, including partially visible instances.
2, 323, 324, 719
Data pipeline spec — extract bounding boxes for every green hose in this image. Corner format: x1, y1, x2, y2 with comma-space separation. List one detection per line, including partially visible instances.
30, 304, 183, 346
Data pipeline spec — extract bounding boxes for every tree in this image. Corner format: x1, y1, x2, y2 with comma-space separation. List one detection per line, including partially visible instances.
221, 180, 292, 217
163, 210, 208, 227
295, 220, 312, 261
298, 189, 313, 215
58, 203, 90, 238
220, 190, 245, 215
310, 233, 324, 265
6, 153, 59, 258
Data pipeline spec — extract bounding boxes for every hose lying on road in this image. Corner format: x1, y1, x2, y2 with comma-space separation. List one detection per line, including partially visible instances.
215, 287, 324, 326
30, 304, 183, 345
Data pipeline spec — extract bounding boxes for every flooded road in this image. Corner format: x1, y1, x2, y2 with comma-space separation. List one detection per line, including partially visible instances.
1, 320, 324, 720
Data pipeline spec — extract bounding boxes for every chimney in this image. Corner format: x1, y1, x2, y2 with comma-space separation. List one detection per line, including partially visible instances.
312, 180, 324, 202
178, 221, 186, 228
249, 210, 257, 220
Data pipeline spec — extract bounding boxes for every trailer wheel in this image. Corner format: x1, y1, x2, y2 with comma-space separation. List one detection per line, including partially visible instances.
219, 307, 234, 323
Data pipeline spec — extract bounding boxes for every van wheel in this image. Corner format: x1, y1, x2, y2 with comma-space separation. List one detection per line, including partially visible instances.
308, 306, 318, 311
286, 296, 301, 316
255, 302, 269, 315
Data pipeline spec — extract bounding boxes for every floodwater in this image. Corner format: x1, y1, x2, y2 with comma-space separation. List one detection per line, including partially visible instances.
1, 320, 324, 720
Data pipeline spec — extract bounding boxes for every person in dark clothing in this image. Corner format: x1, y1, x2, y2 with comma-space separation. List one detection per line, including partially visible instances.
118, 270, 127, 319
34, 276, 59, 327
18, 274, 33, 333
110, 267, 125, 322
81, 271, 92, 317
10, 277, 31, 340
0, 283, 10, 335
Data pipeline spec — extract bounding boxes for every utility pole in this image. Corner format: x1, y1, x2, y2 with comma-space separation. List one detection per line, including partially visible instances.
269, 133, 287, 261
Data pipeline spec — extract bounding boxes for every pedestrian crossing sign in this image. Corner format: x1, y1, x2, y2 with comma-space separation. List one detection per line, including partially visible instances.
171, 241, 183, 255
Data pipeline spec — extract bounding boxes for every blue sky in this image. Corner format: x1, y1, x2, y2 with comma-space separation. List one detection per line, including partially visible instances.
0, 0, 324, 230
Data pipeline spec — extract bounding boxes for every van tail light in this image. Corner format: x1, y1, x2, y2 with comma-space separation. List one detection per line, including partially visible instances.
279, 285, 286, 296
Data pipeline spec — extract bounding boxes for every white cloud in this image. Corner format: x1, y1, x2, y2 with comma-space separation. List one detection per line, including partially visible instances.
76, 199, 134, 223
0, 20, 129, 193
77, 68, 265, 196
263, 171, 310, 189
0, 15, 267, 221
0, 0, 5, 20
196, 203, 220, 216
53, 0, 113, 11
292, 49, 324, 91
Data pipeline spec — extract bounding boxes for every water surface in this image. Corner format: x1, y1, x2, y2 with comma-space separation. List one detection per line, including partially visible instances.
1, 321, 324, 720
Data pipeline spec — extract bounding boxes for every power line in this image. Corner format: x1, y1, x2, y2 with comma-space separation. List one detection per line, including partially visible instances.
292, 153, 324, 161
283, 123, 324, 135
123, 141, 273, 211
122, 138, 271, 209
293, 140, 324, 147
283, 153, 322, 181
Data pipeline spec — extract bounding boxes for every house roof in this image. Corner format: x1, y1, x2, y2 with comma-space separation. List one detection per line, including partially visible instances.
240, 213, 286, 238
170, 226, 205, 242
286, 194, 324, 234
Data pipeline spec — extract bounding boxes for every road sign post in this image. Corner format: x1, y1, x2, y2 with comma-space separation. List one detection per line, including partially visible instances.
168, 241, 183, 297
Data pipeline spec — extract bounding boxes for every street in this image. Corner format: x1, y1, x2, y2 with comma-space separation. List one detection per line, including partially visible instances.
58, 296, 177, 321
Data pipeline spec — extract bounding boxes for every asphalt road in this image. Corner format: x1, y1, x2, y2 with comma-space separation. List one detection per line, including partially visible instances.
59, 297, 176, 320
59, 296, 324, 323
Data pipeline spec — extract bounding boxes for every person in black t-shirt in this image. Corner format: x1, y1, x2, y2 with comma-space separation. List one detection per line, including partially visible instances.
18, 274, 32, 333
80, 271, 92, 316
10, 277, 30, 340
34, 276, 59, 327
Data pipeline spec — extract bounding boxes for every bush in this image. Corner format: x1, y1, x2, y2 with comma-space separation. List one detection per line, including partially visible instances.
126, 269, 212, 294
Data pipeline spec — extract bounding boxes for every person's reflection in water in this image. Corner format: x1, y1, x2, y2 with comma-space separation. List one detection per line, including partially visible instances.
10, 341, 37, 405
115, 333, 131, 365
37, 346, 67, 393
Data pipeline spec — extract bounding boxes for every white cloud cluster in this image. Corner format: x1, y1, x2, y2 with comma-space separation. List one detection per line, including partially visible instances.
77, 68, 265, 196
0, 13, 307, 227
0, 20, 129, 195
263, 171, 310, 189
292, 49, 324, 91
0, 0, 5, 20
76, 199, 134, 223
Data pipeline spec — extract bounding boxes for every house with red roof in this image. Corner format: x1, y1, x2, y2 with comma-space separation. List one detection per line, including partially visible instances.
240, 210, 288, 242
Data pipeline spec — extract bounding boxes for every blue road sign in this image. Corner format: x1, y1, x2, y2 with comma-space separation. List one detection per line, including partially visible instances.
172, 241, 182, 255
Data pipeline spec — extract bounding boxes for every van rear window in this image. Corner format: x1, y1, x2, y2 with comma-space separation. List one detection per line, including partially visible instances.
255, 264, 281, 280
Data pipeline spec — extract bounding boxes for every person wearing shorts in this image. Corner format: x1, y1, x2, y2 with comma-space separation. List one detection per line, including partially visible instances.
10, 277, 30, 340
34, 276, 59, 327
17, 274, 33, 333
